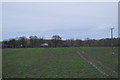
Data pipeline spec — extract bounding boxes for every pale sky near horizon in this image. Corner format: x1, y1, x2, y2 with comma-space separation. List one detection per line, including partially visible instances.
2, 2, 118, 40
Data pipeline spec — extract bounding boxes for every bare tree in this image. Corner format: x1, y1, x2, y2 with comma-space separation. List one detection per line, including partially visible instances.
52, 35, 62, 47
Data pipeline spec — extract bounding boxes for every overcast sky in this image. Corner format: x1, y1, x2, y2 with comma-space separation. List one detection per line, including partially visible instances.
2, 2, 118, 40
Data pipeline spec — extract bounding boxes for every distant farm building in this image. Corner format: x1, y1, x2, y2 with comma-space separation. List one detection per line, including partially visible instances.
41, 43, 48, 47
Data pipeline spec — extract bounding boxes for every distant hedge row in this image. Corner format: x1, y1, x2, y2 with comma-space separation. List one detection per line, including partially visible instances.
2, 35, 120, 48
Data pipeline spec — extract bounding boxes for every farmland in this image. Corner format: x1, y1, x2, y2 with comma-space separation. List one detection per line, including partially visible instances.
2, 47, 118, 78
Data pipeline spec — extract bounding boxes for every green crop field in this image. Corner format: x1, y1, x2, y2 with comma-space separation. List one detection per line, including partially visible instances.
2, 47, 119, 78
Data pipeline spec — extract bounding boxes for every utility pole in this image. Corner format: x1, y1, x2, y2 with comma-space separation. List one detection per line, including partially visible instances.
110, 28, 114, 55
111, 28, 114, 39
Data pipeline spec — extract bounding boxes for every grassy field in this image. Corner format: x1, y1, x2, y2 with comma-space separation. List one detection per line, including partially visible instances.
2, 47, 118, 78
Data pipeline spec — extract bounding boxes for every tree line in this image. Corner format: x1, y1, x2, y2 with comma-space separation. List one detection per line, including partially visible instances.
2, 35, 120, 48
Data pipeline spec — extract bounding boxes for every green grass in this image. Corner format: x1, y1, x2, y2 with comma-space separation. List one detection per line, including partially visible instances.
2, 47, 118, 78
78, 47, 118, 72
77, 47, 118, 78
